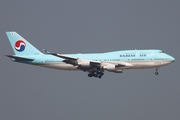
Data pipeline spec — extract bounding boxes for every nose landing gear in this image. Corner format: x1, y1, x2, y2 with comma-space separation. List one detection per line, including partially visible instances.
155, 68, 159, 75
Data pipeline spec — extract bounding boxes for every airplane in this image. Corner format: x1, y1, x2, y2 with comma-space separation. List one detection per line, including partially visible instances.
5, 32, 175, 78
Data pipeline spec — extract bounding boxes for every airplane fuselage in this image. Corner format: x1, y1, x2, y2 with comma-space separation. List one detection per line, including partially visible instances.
13, 49, 174, 71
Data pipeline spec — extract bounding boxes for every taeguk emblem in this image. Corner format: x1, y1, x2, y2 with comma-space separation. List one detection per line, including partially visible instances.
14, 40, 26, 52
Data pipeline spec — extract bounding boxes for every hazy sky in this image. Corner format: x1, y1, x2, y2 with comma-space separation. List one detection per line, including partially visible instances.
0, 0, 180, 120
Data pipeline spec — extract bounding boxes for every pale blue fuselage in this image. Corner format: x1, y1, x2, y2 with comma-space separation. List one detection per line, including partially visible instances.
13, 49, 175, 70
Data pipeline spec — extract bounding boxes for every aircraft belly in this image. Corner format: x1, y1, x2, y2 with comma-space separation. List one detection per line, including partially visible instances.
131, 62, 155, 68
39, 62, 78, 70
129, 60, 171, 69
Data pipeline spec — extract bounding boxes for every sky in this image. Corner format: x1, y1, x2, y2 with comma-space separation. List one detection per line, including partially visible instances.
0, 0, 180, 120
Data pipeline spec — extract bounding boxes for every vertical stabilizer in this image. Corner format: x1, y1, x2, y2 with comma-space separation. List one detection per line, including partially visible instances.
6, 32, 43, 55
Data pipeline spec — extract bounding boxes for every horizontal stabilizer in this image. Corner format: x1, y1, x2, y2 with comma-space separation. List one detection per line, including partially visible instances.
5, 55, 34, 61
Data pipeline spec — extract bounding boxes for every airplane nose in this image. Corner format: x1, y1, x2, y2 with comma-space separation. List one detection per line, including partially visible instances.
170, 56, 175, 62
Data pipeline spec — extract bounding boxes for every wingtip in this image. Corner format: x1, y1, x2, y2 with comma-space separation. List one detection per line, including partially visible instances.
42, 49, 51, 54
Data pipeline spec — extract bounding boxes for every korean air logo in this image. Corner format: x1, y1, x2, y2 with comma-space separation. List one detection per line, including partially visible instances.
120, 54, 135, 57
14, 40, 26, 52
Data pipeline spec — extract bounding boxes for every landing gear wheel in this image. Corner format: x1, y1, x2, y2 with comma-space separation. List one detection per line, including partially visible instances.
87, 71, 104, 78
98, 75, 102, 78
94, 74, 98, 77
155, 72, 159, 75
88, 74, 92, 77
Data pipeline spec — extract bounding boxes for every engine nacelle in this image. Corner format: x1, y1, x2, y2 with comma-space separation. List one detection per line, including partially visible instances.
103, 63, 123, 73
77, 59, 91, 67
103, 63, 115, 71
113, 69, 123, 73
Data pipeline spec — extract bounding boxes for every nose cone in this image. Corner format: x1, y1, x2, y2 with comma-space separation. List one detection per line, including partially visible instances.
169, 55, 175, 62
171, 57, 175, 62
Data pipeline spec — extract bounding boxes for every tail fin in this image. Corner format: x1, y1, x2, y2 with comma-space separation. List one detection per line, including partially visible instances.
6, 32, 43, 55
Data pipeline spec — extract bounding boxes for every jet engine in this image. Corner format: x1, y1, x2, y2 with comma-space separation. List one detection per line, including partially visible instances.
103, 63, 115, 71
77, 59, 91, 67
103, 63, 123, 73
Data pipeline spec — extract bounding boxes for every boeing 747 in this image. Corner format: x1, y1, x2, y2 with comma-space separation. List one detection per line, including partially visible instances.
5, 32, 175, 78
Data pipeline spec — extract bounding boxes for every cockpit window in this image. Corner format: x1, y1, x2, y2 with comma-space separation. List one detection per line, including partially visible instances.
159, 51, 164, 53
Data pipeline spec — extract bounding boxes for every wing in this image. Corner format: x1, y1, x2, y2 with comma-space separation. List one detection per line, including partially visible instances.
50, 52, 78, 61
45, 50, 132, 72
47, 51, 101, 70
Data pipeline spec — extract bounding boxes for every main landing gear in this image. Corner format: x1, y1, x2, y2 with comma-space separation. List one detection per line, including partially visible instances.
155, 68, 159, 75
88, 71, 104, 78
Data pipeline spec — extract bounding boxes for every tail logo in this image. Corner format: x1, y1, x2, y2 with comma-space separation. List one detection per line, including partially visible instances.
14, 40, 26, 52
